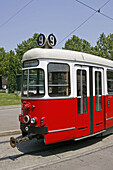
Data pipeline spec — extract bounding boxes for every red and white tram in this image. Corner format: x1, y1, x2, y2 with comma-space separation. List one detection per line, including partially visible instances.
10, 46, 113, 147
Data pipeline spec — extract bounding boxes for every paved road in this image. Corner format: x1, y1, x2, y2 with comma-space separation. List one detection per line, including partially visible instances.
0, 105, 113, 169
0, 105, 21, 132
0, 133, 113, 170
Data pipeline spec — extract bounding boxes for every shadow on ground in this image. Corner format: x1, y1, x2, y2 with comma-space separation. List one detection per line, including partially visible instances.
0, 134, 112, 162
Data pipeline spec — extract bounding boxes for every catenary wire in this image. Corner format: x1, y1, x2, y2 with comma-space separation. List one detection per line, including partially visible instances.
75, 0, 111, 12
75, 0, 113, 21
56, 0, 112, 47
56, 11, 97, 47
0, 0, 35, 28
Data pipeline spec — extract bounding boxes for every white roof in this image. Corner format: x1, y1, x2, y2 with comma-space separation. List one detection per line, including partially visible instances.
23, 48, 113, 68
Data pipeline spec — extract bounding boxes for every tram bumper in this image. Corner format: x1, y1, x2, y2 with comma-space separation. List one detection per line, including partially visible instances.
20, 123, 48, 135
10, 124, 48, 148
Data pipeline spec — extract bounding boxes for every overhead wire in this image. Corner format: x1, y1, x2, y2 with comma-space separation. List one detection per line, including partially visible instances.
0, 0, 35, 28
1, 0, 112, 46
56, 11, 97, 47
75, 0, 113, 21
56, 0, 112, 47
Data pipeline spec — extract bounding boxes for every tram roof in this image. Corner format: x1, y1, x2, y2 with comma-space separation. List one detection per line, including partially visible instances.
23, 48, 113, 68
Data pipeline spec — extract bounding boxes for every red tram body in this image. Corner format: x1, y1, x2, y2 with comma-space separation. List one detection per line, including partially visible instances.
19, 48, 113, 145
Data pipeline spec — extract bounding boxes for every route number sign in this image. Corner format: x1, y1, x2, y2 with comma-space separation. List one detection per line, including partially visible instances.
37, 34, 46, 47
37, 33, 57, 48
47, 34, 56, 47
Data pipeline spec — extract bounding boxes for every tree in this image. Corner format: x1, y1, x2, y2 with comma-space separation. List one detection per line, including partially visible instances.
63, 33, 113, 61
63, 35, 91, 53
0, 33, 39, 93
8, 51, 16, 93
0, 48, 9, 77
15, 33, 39, 74
94, 33, 109, 58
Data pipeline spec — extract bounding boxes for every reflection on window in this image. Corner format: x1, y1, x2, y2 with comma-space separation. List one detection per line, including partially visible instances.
22, 69, 45, 97
95, 71, 102, 111
23, 59, 39, 68
107, 70, 113, 94
23, 70, 28, 96
77, 70, 87, 114
48, 63, 70, 97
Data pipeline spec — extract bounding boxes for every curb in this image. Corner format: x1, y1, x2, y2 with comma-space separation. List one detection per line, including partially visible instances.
0, 129, 21, 137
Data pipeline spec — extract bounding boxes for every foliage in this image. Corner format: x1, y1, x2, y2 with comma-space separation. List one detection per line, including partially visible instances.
8, 51, 17, 93
0, 93, 20, 106
95, 33, 113, 60
63, 35, 91, 53
15, 33, 39, 74
0, 32, 113, 94
63, 33, 113, 60
0, 48, 10, 76
0, 33, 39, 93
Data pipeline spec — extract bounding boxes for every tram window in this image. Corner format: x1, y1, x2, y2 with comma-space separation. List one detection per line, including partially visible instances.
23, 59, 39, 68
48, 63, 70, 97
77, 70, 87, 114
22, 69, 45, 97
22, 70, 28, 96
95, 71, 102, 111
107, 70, 113, 94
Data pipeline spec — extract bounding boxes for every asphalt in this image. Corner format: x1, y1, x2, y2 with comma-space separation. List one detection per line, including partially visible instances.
0, 104, 21, 110
0, 105, 21, 137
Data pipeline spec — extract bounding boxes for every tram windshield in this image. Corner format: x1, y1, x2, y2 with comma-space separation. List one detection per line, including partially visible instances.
22, 69, 45, 97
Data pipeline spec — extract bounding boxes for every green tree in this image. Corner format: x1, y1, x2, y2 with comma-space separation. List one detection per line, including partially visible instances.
94, 33, 109, 58
0, 48, 9, 76
8, 51, 16, 93
95, 33, 113, 60
63, 35, 91, 53
63, 33, 113, 61
15, 33, 39, 74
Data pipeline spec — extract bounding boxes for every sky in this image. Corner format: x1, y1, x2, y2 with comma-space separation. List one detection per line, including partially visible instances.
0, 0, 113, 52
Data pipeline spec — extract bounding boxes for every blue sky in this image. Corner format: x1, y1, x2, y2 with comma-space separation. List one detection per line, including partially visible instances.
0, 0, 113, 52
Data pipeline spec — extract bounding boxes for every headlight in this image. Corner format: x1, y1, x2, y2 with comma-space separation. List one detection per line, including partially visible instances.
31, 117, 36, 124
23, 115, 30, 124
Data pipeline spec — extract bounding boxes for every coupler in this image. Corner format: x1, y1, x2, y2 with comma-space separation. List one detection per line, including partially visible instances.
10, 134, 38, 148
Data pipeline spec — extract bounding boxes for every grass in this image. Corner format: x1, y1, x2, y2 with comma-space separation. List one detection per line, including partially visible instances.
0, 93, 21, 106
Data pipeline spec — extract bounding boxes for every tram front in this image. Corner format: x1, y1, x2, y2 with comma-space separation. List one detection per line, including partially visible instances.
20, 57, 48, 137
10, 34, 57, 148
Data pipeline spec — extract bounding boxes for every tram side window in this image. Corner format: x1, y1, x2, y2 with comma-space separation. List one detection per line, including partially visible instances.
77, 70, 87, 114
95, 71, 102, 111
107, 70, 113, 94
48, 63, 70, 97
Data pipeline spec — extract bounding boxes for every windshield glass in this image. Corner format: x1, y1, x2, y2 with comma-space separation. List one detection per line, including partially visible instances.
22, 69, 45, 97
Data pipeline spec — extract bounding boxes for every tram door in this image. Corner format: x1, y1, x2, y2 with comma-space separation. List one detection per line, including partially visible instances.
92, 67, 105, 133
75, 66, 90, 138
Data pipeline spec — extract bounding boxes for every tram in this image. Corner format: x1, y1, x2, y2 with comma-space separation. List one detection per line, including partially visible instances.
10, 34, 113, 147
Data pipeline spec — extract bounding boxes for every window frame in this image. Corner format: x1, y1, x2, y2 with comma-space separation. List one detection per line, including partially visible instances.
47, 62, 71, 97
22, 68, 45, 98
107, 69, 113, 95
23, 59, 39, 68
95, 71, 102, 112
77, 69, 87, 114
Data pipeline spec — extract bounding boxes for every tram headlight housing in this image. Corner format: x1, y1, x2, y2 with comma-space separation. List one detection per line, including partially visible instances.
23, 115, 30, 124
31, 117, 37, 124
